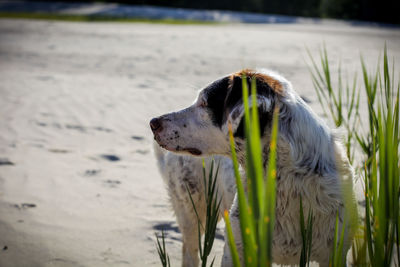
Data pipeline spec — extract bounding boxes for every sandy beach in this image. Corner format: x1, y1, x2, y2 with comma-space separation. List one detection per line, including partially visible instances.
0, 19, 399, 266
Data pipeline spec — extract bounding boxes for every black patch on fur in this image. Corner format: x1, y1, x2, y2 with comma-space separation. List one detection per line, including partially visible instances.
225, 76, 245, 113
228, 75, 277, 137
203, 77, 230, 126
259, 106, 274, 135
233, 106, 274, 139
205, 74, 277, 131
234, 118, 245, 138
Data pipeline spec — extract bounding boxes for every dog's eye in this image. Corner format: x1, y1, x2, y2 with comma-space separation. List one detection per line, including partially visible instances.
199, 99, 207, 108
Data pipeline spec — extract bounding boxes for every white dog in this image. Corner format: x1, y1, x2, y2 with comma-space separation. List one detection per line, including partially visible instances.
151, 69, 356, 266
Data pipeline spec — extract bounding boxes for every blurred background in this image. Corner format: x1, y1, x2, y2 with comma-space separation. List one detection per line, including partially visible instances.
25, 0, 400, 24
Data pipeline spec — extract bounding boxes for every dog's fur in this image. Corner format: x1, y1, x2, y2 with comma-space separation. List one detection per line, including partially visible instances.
151, 69, 356, 266
154, 146, 236, 267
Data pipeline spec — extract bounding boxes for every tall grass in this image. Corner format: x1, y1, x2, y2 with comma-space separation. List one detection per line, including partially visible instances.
155, 230, 171, 267
187, 160, 222, 267
307, 46, 360, 164
309, 45, 400, 266
224, 77, 279, 267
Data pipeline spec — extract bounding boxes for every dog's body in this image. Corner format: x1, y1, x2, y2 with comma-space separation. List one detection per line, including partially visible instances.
151, 69, 356, 267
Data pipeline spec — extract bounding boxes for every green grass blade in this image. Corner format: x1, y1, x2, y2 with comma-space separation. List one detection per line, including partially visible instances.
228, 123, 256, 267
330, 212, 339, 266
224, 210, 242, 267
262, 105, 279, 266
156, 230, 171, 267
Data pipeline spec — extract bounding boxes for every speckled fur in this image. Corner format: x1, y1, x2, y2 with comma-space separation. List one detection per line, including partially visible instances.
154, 143, 236, 267
151, 69, 356, 267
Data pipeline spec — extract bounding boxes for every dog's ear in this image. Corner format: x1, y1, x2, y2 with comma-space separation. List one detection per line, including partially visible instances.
203, 77, 231, 126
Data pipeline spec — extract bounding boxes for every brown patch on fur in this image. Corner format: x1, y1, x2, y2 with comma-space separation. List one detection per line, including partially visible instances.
230, 69, 284, 95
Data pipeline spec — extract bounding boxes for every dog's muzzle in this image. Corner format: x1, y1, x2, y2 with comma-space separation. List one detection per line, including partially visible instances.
149, 116, 202, 156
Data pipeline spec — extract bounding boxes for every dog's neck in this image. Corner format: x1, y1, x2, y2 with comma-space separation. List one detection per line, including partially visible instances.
279, 97, 338, 175
234, 135, 293, 175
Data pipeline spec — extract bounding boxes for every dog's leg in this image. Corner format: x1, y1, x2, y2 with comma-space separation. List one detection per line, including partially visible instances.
162, 154, 207, 267
175, 203, 204, 267
180, 212, 204, 267
168, 179, 206, 267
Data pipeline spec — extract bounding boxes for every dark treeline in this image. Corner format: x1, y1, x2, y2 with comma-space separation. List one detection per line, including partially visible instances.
34, 0, 400, 24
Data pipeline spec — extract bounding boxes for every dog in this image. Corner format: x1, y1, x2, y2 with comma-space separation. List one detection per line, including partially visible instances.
151, 69, 356, 266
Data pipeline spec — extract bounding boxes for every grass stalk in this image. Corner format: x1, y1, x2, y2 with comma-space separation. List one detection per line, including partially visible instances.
309, 45, 400, 266
186, 159, 222, 267
299, 196, 313, 267
155, 230, 171, 267
224, 76, 279, 267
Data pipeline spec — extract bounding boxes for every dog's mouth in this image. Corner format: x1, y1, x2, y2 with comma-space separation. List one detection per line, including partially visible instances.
153, 133, 202, 156
176, 145, 202, 156
156, 142, 202, 156
183, 147, 202, 156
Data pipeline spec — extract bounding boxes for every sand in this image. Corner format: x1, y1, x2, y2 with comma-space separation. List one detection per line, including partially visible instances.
0, 19, 399, 267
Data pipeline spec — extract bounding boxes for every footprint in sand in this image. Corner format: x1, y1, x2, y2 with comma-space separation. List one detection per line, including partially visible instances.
103, 180, 121, 188
153, 221, 225, 241
12, 203, 37, 210
0, 158, 14, 166
93, 126, 113, 133
100, 155, 121, 162
65, 124, 86, 132
131, 135, 144, 141
48, 148, 70, 154
84, 169, 101, 176
135, 149, 149, 155
153, 222, 180, 232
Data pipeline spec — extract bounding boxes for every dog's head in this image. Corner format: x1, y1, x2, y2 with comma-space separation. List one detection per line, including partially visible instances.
150, 69, 290, 157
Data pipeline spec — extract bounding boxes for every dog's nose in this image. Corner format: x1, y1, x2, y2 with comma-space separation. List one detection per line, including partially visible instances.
150, 117, 162, 133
